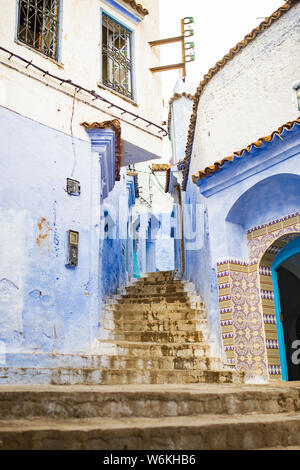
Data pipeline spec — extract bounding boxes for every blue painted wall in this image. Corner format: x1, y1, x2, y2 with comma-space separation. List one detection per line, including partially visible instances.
171, 124, 300, 355
0, 106, 99, 357
0, 105, 130, 366
100, 180, 129, 298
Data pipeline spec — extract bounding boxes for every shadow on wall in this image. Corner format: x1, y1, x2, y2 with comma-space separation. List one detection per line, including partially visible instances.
225, 173, 300, 259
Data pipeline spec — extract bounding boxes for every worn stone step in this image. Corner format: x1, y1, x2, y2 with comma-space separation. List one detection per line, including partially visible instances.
95, 355, 221, 371
100, 318, 208, 332
0, 367, 242, 386
118, 284, 195, 296
130, 280, 186, 288
0, 353, 219, 371
118, 283, 195, 295
1, 384, 299, 420
102, 301, 205, 311
111, 296, 200, 305
116, 293, 192, 303
142, 271, 174, 280
2, 411, 300, 449
103, 300, 202, 309
102, 304, 206, 317
101, 312, 207, 325
97, 340, 212, 358
98, 329, 206, 343
102, 356, 221, 371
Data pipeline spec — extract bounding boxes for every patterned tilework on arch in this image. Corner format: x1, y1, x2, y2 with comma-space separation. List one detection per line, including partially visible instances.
217, 211, 300, 382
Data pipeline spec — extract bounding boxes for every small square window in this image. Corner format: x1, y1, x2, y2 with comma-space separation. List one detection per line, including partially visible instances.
102, 13, 133, 100
17, 0, 60, 60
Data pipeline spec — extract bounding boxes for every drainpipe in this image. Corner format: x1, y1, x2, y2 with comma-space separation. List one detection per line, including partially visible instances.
176, 184, 185, 278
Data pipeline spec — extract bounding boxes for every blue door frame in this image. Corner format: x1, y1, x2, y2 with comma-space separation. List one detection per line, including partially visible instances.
271, 236, 300, 381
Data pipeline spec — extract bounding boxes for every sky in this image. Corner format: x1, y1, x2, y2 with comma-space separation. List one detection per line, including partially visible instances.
158, 0, 284, 103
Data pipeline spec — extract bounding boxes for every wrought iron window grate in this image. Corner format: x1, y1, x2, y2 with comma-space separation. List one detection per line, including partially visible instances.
17, 0, 60, 60
102, 13, 133, 100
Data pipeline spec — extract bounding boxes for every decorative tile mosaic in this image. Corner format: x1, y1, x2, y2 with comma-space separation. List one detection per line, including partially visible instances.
217, 211, 300, 382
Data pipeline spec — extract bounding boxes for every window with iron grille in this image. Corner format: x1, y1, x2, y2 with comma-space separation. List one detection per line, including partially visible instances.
17, 0, 60, 60
102, 13, 134, 100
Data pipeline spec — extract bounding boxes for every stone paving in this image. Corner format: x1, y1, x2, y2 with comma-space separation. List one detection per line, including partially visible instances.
0, 382, 300, 449
1, 271, 298, 449
0, 271, 243, 385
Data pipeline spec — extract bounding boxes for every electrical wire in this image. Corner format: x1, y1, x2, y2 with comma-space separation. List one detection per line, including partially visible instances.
70, 88, 77, 176
0, 45, 168, 137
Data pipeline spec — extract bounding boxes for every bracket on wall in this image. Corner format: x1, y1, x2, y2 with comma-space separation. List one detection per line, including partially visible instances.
149, 18, 195, 79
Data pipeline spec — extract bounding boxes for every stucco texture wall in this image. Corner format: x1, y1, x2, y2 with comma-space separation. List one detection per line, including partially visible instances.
0, 106, 101, 357
189, 2, 300, 177
0, 0, 163, 159
177, 182, 223, 356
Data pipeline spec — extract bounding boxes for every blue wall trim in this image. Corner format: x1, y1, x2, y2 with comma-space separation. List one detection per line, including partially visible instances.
84, 127, 117, 200
196, 125, 300, 198
272, 236, 300, 381
103, 0, 141, 24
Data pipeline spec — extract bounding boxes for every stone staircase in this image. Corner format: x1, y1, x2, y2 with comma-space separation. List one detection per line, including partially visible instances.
1, 383, 300, 449
1, 271, 300, 450
96, 270, 242, 385
0, 270, 243, 385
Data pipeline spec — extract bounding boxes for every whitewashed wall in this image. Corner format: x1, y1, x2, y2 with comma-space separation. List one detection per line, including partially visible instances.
189, 3, 300, 177
0, 0, 163, 157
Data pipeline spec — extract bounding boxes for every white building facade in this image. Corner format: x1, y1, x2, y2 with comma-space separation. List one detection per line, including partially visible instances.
0, 0, 167, 377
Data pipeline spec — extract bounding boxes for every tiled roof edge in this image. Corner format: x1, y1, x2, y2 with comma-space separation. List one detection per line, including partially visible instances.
152, 163, 170, 172
120, 0, 149, 16
81, 119, 122, 181
192, 117, 300, 183
182, 0, 299, 191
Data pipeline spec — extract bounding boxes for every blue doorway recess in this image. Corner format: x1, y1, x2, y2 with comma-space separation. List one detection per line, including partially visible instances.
272, 236, 300, 381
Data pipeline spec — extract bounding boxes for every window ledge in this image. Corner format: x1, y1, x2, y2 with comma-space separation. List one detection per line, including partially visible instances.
97, 81, 138, 107
14, 39, 64, 69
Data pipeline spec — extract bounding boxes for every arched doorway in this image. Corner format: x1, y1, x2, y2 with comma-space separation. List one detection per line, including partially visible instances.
272, 237, 300, 381
217, 211, 300, 383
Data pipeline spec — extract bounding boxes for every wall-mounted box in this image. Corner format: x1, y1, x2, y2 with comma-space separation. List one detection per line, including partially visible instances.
66, 230, 79, 267
66, 178, 81, 196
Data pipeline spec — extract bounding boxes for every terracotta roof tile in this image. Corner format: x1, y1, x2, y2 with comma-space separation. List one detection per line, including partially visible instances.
120, 0, 149, 16
152, 163, 170, 171
181, 0, 299, 190
192, 117, 300, 183
81, 119, 122, 181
